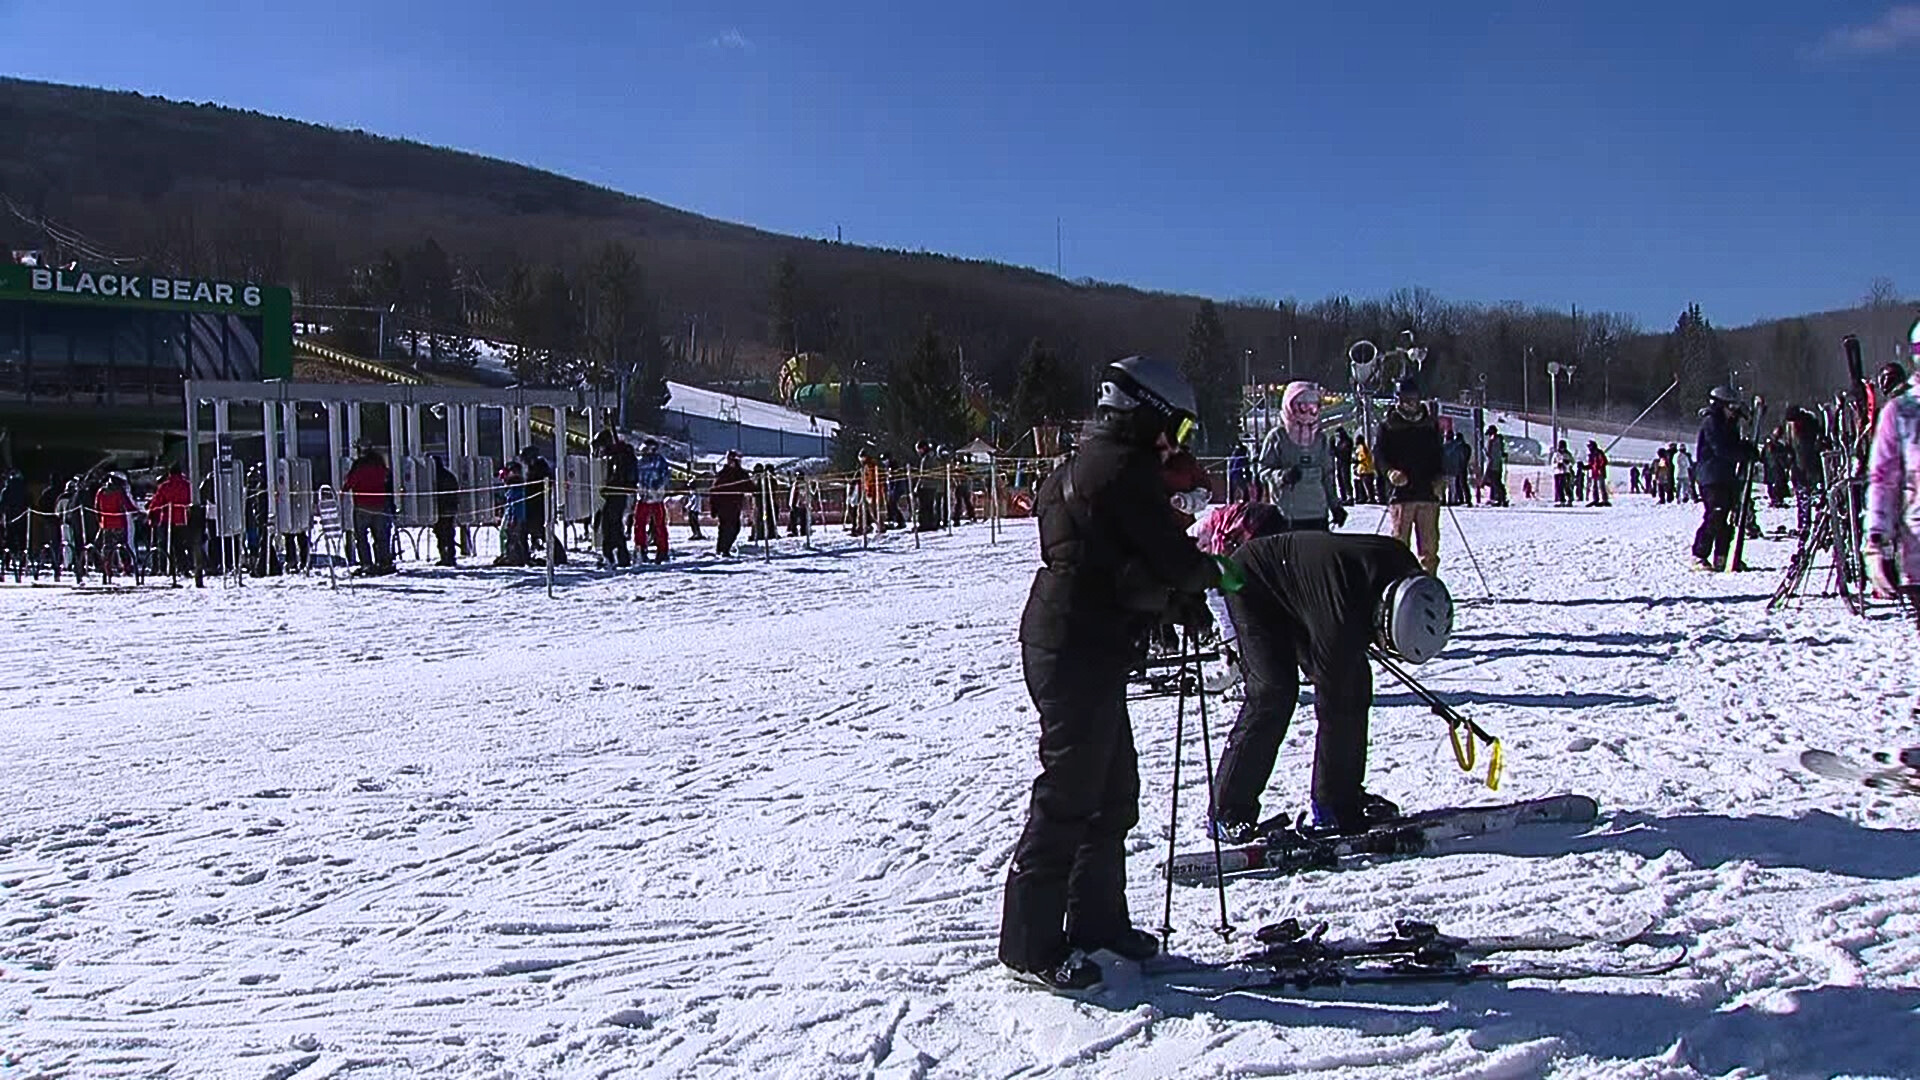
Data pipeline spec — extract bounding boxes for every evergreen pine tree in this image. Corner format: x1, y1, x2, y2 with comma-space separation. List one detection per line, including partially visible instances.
1182, 300, 1236, 453
1010, 338, 1075, 442
885, 318, 969, 450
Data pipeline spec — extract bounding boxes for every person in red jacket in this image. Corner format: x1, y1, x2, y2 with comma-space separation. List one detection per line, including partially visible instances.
1585, 441, 1612, 507
93, 475, 138, 575
146, 465, 194, 576
342, 449, 395, 575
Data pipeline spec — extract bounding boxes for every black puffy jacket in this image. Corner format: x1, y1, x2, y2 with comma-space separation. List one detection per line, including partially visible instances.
1694, 405, 1752, 489
1373, 406, 1444, 503
1018, 416, 1219, 653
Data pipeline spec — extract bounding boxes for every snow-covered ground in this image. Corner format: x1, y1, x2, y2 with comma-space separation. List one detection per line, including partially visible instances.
5, 499, 1920, 1079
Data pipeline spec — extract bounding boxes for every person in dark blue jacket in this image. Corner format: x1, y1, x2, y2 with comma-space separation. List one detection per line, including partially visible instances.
1692, 386, 1757, 571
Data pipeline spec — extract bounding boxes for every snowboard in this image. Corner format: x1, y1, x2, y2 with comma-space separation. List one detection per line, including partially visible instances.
1150, 918, 1685, 994
1161, 793, 1600, 884
1800, 748, 1920, 797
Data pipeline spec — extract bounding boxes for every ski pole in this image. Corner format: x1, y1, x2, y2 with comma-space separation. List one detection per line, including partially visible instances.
1442, 503, 1493, 598
1601, 377, 1680, 458
1370, 646, 1504, 790
1188, 631, 1235, 941
1157, 647, 1190, 954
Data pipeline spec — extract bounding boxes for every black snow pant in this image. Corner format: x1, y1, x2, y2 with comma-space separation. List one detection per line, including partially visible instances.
1211, 591, 1373, 828
1485, 471, 1508, 507
1692, 482, 1737, 568
999, 642, 1139, 973
601, 495, 631, 567
433, 515, 457, 565
715, 508, 743, 555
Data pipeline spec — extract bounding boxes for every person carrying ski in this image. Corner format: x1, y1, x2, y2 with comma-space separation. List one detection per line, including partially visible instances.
1372, 376, 1444, 573
1207, 530, 1454, 840
1256, 380, 1346, 531
632, 438, 672, 563
1482, 425, 1509, 506
1001, 354, 1224, 993
1691, 386, 1758, 571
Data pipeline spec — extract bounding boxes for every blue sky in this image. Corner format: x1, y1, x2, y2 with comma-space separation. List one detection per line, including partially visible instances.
3, 1, 1916, 328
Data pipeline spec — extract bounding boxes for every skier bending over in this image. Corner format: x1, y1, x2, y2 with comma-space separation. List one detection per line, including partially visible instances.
1207, 530, 1454, 841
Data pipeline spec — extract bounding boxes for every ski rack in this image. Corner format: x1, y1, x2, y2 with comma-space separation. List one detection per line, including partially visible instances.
1370, 646, 1504, 790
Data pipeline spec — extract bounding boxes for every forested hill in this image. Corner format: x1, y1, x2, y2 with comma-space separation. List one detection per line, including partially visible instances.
0, 76, 1908, 437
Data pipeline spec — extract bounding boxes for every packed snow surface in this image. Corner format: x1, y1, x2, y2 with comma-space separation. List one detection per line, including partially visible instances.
6, 501, 1920, 1079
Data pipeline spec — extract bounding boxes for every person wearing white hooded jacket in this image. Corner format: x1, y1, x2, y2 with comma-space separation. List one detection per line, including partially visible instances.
1866, 384, 1920, 620
1256, 381, 1348, 531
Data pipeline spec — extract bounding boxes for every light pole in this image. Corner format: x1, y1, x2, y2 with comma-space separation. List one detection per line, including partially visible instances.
1244, 349, 1255, 445
1523, 346, 1533, 441
1547, 361, 1576, 452
1287, 334, 1296, 382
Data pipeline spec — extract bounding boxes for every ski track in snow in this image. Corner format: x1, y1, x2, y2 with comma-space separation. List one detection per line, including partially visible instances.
3, 504, 1920, 1079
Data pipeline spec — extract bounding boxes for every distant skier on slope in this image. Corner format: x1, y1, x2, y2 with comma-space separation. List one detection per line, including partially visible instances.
1000, 354, 1224, 993
1204, 529, 1453, 842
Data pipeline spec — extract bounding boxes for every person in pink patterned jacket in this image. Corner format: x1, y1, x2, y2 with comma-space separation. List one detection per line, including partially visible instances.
1865, 363, 1920, 610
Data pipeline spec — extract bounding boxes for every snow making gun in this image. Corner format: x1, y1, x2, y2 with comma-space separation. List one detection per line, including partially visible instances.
1369, 646, 1504, 790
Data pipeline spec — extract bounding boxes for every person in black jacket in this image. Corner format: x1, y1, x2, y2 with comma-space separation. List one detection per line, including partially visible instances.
519, 447, 566, 563
1372, 375, 1445, 573
1208, 531, 1453, 840
432, 456, 460, 566
1000, 355, 1224, 993
1784, 405, 1829, 539
1692, 386, 1757, 571
593, 430, 638, 568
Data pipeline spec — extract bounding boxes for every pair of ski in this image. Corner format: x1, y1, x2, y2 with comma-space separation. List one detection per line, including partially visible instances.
1801, 748, 1920, 797
1150, 916, 1684, 993
1162, 793, 1600, 884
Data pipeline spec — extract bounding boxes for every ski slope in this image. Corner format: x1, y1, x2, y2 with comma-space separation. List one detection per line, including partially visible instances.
5, 500, 1920, 1079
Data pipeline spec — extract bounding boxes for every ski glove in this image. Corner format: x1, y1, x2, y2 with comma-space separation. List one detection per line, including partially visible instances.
1280, 466, 1302, 487
1212, 555, 1246, 594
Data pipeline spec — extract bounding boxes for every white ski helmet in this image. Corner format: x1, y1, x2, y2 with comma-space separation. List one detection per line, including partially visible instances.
1097, 355, 1200, 446
1375, 573, 1454, 664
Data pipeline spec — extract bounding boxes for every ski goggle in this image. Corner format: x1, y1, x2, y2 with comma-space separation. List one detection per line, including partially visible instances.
1171, 414, 1198, 447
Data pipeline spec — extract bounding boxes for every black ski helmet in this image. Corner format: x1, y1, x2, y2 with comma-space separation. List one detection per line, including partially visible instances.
1708, 385, 1740, 405
1097, 355, 1200, 446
